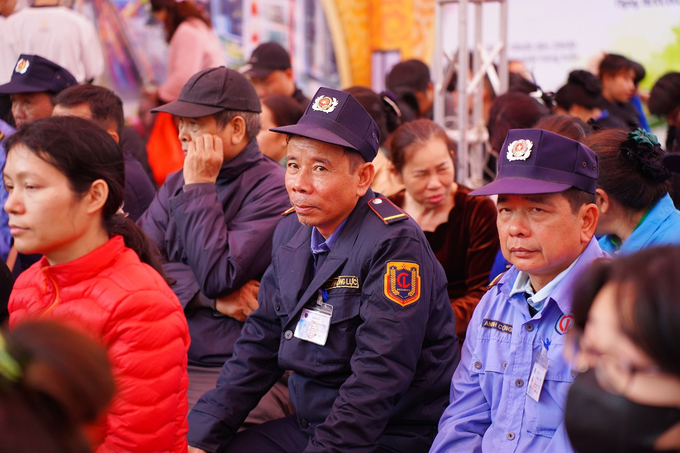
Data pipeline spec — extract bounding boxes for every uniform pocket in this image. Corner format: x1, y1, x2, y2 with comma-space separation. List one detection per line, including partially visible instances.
526, 345, 575, 438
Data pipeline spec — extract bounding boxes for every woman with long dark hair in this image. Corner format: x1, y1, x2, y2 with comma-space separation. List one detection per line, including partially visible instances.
585, 128, 680, 255
4, 117, 190, 452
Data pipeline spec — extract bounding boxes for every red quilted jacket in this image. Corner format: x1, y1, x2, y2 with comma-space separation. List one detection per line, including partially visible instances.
9, 236, 190, 452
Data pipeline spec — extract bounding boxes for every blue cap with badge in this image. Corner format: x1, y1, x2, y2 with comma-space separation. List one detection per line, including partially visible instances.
271, 87, 381, 163
470, 128, 599, 196
0, 55, 77, 95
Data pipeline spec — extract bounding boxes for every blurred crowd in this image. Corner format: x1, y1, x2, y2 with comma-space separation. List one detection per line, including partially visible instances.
1, 1, 680, 453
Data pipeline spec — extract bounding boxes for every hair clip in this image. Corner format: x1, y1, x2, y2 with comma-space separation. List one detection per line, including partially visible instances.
627, 128, 659, 148
0, 333, 21, 383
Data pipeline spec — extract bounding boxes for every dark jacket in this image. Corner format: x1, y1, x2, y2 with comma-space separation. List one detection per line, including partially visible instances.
187, 191, 460, 453
138, 140, 289, 366
123, 152, 156, 221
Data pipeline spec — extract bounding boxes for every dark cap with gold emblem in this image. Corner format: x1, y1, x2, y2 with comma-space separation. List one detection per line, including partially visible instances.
271, 87, 381, 162
470, 128, 599, 196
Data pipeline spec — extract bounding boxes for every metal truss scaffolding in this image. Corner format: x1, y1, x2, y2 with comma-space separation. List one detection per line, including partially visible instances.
433, 0, 508, 188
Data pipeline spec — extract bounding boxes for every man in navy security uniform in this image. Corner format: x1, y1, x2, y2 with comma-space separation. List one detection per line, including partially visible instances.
187, 87, 460, 453
430, 130, 607, 453
137, 67, 292, 415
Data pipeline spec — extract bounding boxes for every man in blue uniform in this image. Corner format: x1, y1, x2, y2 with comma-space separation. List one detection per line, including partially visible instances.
137, 67, 292, 417
187, 87, 460, 453
430, 129, 606, 453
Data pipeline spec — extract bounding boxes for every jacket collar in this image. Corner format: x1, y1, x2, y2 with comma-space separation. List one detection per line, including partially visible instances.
619, 193, 677, 253
277, 190, 374, 317
497, 237, 605, 316
216, 139, 263, 182
38, 235, 127, 286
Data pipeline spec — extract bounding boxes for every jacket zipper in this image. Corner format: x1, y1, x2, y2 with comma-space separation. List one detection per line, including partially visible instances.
40, 270, 60, 318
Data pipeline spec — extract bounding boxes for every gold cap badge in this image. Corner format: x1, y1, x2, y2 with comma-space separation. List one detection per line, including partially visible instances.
15, 59, 29, 75
506, 139, 533, 161
312, 95, 338, 114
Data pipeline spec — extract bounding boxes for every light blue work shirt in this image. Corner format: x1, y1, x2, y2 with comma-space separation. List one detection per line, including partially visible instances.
599, 193, 680, 255
431, 238, 608, 453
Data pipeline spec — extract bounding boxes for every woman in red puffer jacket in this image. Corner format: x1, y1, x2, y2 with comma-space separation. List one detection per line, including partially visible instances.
5, 117, 190, 453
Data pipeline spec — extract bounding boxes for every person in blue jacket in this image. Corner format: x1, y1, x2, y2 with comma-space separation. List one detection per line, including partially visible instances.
137, 67, 293, 418
187, 87, 460, 453
431, 129, 606, 453
584, 128, 680, 255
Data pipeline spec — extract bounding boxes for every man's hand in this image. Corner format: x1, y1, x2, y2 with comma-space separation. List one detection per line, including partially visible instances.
188, 447, 208, 453
214, 280, 260, 322
183, 134, 224, 185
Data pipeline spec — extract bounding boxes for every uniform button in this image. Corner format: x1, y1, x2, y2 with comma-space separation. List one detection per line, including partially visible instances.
515, 379, 524, 387
502, 361, 508, 369
506, 431, 515, 440
372, 198, 383, 205
284, 330, 293, 340
300, 418, 309, 429
474, 361, 482, 369
525, 323, 534, 332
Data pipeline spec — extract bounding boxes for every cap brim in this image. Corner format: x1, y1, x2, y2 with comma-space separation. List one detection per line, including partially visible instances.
0, 80, 49, 95
271, 123, 355, 151
469, 178, 572, 196
240, 64, 273, 79
151, 99, 225, 118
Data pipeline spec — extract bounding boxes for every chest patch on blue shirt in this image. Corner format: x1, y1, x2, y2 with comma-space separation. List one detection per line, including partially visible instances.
482, 318, 513, 334
555, 314, 574, 335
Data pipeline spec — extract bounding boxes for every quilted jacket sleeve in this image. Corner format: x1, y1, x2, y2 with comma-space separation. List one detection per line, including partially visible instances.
96, 276, 190, 452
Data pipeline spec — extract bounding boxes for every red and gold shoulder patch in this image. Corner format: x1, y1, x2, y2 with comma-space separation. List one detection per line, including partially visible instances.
281, 206, 296, 216
383, 261, 420, 307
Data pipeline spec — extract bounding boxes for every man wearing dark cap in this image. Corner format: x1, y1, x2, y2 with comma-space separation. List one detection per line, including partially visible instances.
137, 67, 292, 418
241, 41, 310, 109
0, 54, 77, 128
430, 130, 606, 453
187, 87, 459, 453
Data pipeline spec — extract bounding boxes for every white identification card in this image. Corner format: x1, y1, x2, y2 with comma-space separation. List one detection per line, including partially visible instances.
527, 339, 551, 402
294, 293, 333, 346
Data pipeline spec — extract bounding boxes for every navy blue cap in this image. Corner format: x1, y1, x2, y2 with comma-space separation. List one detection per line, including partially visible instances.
152, 67, 261, 117
0, 55, 77, 95
271, 87, 380, 162
470, 129, 598, 195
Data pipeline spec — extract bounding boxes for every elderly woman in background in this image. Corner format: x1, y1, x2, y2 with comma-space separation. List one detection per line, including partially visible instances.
388, 119, 499, 343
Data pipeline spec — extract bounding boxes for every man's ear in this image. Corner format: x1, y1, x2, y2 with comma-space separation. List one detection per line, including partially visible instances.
86, 179, 109, 214
229, 116, 247, 144
579, 202, 600, 244
356, 162, 375, 197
